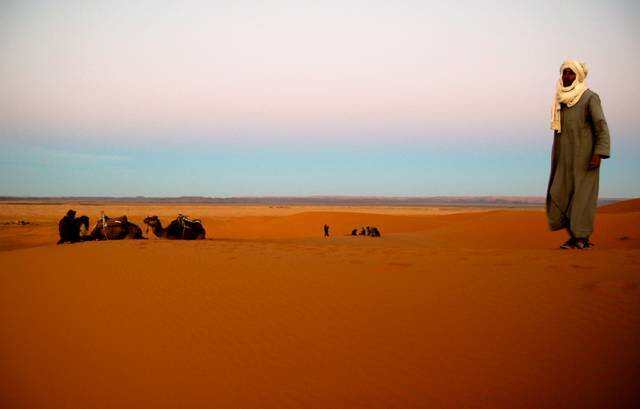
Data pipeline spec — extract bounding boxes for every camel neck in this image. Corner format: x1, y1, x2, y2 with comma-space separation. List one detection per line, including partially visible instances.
152, 222, 165, 238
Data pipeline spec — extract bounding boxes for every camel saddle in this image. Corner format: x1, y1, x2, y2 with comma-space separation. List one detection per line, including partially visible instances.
101, 215, 129, 227
177, 214, 202, 228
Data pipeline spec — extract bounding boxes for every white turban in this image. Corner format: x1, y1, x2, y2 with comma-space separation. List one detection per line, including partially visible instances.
551, 60, 589, 132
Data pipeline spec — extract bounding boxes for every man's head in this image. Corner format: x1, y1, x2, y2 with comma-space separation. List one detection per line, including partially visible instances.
559, 60, 588, 88
562, 68, 576, 87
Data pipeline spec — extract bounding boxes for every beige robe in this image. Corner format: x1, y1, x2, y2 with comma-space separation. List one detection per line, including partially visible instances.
546, 89, 610, 238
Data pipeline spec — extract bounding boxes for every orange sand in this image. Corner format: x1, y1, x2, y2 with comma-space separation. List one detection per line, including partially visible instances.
1, 201, 638, 408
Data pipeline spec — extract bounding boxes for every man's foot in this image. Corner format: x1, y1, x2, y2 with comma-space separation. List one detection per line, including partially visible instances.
560, 237, 577, 249
575, 238, 592, 250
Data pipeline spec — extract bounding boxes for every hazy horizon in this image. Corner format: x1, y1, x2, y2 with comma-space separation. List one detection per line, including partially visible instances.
1, 1, 639, 197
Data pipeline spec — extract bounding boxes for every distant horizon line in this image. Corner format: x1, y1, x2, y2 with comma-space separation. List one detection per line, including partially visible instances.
0, 195, 629, 207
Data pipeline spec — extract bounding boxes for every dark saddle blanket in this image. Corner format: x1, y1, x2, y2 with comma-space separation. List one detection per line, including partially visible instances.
100, 215, 129, 228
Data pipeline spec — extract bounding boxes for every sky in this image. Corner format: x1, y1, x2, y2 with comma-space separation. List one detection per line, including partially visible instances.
1, 0, 639, 197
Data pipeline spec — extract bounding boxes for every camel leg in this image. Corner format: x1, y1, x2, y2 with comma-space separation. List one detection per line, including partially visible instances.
127, 228, 143, 239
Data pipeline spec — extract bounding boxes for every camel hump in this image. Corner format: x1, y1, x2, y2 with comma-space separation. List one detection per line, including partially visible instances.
174, 214, 206, 239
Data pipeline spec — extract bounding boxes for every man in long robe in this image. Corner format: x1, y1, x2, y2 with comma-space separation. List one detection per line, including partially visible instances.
58, 209, 78, 244
546, 60, 610, 249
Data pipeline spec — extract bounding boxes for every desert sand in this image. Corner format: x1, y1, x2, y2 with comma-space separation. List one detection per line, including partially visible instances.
1, 200, 639, 408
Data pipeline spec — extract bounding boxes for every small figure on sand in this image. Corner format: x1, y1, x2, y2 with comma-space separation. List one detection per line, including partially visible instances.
547, 60, 610, 250
323, 224, 330, 237
351, 228, 358, 236
358, 227, 366, 236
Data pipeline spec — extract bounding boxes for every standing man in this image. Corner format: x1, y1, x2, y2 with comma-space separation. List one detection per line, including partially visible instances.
323, 224, 330, 238
547, 60, 610, 249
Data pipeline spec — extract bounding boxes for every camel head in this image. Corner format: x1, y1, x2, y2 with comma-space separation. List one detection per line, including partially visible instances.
77, 215, 90, 232
143, 215, 161, 228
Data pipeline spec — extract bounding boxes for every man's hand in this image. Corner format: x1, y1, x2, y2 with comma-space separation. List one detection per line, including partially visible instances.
588, 154, 602, 170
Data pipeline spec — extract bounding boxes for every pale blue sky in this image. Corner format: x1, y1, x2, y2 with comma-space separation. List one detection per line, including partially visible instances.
1, 1, 638, 196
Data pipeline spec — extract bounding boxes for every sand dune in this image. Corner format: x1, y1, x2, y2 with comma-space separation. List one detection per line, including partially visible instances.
1, 201, 639, 408
599, 197, 640, 213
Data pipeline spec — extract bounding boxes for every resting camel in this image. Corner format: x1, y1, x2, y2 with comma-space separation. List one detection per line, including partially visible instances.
143, 215, 206, 240
57, 210, 91, 244
90, 214, 144, 240
350, 226, 381, 237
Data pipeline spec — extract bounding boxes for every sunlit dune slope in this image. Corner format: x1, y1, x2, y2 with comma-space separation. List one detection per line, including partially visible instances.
599, 198, 640, 213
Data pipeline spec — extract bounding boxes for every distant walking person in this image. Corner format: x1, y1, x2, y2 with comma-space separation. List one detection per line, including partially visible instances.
547, 60, 610, 249
323, 224, 330, 237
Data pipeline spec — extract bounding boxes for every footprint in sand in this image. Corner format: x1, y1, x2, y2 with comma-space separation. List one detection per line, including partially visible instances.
571, 264, 594, 270
580, 281, 599, 291
386, 262, 412, 270
581, 281, 638, 294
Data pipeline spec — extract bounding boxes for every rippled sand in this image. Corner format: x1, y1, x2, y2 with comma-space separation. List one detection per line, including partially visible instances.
1, 200, 639, 408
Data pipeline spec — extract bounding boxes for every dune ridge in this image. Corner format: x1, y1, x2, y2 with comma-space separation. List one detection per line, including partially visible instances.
599, 197, 640, 213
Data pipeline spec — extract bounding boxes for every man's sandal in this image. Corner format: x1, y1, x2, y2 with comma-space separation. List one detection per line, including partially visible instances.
560, 237, 577, 249
575, 239, 593, 250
